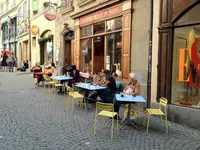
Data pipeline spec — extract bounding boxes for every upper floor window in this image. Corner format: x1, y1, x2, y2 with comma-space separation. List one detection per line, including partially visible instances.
32, 0, 38, 15
6, 0, 8, 10
61, 0, 73, 10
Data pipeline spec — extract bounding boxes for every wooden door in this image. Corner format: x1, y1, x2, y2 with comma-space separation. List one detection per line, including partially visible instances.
65, 40, 71, 66
122, 13, 131, 79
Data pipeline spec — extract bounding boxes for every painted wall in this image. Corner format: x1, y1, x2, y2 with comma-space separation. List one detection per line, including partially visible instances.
151, 0, 160, 102
130, 0, 150, 100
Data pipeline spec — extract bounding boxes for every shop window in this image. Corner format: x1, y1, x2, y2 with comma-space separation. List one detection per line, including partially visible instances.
94, 22, 105, 34
106, 17, 122, 32
106, 32, 122, 72
172, 4, 200, 108
80, 38, 92, 72
80, 25, 92, 37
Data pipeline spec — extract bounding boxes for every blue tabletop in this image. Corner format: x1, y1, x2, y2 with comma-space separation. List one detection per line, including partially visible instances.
115, 94, 146, 103
51, 76, 73, 81
75, 83, 107, 91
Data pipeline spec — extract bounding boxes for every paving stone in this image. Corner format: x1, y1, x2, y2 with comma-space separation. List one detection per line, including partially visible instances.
0, 72, 199, 149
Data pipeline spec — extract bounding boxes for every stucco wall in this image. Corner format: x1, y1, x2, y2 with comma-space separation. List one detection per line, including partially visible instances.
131, 0, 150, 99
151, 0, 160, 102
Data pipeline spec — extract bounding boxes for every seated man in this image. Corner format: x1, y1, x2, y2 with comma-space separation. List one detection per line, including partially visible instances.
113, 73, 140, 113
18, 61, 28, 72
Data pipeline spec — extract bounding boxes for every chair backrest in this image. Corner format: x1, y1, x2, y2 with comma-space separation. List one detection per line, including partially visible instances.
44, 75, 51, 81
159, 97, 168, 113
96, 102, 114, 112
79, 72, 90, 83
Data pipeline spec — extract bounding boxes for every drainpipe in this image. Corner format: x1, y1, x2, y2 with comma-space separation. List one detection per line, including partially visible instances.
147, 0, 153, 108
28, 0, 31, 67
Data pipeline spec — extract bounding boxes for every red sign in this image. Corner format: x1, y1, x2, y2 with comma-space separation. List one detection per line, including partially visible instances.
80, 5, 123, 25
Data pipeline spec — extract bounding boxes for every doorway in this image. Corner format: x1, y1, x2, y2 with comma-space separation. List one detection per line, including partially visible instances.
65, 40, 71, 66
93, 36, 104, 73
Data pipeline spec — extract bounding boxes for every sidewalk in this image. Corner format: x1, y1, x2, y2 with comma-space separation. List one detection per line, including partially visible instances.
0, 72, 199, 150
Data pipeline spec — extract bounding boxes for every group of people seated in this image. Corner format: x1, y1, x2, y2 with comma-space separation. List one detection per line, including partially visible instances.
31, 63, 140, 119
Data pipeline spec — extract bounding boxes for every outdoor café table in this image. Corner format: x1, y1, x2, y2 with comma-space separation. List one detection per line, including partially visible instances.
75, 83, 107, 91
115, 94, 146, 130
50, 76, 73, 93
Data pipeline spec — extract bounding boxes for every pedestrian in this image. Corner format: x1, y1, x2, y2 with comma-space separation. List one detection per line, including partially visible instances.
1, 53, 8, 72
8, 52, 15, 72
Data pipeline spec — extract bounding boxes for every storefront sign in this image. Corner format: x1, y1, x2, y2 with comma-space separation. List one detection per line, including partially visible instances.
80, 4, 123, 25
31, 25, 39, 35
177, 40, 200, 88
43, 6, 56, 21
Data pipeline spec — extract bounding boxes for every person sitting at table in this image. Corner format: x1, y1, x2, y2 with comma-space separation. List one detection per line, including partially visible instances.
113, 73, 140, 114
84, 69, 106, 103
51, 62, 58, 76
68, 65, 80, 87
31, 62, 43, 87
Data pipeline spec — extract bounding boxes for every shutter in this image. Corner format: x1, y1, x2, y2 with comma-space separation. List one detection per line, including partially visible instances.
122, 13, 131, 79
32, 0, 38, 11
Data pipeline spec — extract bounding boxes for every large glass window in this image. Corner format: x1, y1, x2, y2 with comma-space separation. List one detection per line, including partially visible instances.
94, 22, 105, 34
80, 25, 92, 37
172, 4, 200, 108
106, 17, 122, 32
106, 32, 122, 72
81, 38, 92, 72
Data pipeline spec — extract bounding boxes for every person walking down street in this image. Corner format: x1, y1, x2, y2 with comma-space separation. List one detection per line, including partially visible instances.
1, 53, 8, 72
8, 53, 15, 72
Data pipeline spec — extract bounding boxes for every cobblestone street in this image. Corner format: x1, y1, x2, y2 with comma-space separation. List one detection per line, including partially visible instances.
0, 72, 199, 150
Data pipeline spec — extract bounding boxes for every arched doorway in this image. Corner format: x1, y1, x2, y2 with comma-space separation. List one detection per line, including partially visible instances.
38, 30, 53, 65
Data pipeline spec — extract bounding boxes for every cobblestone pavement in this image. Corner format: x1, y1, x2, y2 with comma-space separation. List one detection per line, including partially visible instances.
0, 72, 200, 150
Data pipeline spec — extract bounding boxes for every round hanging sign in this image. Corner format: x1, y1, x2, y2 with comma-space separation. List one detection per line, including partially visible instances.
43, 6, 56, 21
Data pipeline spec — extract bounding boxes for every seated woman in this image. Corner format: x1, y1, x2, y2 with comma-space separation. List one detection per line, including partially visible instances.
51, 62, 58, 76
31, 62, 43, 87
113, 73, 140, 114
69, 65, 80, 87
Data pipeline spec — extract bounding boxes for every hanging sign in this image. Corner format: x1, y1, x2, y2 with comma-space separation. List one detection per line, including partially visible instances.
43, 6, 56, 21
31, 25, 39, 35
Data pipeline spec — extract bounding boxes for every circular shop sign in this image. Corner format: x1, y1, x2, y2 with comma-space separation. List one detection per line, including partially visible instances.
43, 6, 56, 21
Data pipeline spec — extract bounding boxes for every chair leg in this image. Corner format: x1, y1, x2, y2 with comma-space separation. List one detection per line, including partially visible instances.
117, 114, 119, 128
84, 97, 87, 111
146, 114, 151, 133
72, 98, 74, 112
165, 115, 168, 135
94, 116, 97, 136
111, 117, 114, 139
143, 111, 146, 127
161, 115, 164, 127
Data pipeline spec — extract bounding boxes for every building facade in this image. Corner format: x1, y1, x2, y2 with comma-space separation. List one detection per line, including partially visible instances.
0, 0, 21, 57
152, 0, 200, 129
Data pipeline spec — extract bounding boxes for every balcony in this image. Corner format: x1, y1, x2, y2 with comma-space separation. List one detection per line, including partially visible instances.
60, 0, 74, 15
77, 0, 95, 7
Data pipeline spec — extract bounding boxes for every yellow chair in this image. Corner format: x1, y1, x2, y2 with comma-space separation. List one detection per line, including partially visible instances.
94, 102, 119, 139
144, 97, 168, 135
66, 85, 87, 112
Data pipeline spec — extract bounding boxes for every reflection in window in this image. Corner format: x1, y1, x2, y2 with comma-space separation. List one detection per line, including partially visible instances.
46, 41, 53, 63
94, 22, 105, 34
81, 38, 92, 71
81, 25, 92, 37
106, 17, 122, 32
106, 32, 122, 72
172, 25, 200, 108
175, 4, 200, 26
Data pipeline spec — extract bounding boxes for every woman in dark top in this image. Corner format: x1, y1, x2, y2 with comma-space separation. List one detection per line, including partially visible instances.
71, 65, 80, 83
97, 69, 116, 103
1, 53, 8, 71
